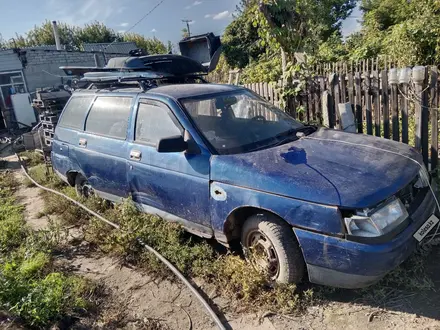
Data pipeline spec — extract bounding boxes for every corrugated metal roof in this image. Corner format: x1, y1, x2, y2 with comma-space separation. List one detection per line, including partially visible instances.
0, 50, 22, 72
83, 42, 137, 54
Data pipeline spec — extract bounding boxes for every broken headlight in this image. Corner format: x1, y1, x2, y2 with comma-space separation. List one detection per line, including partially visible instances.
344, 197, 409, 237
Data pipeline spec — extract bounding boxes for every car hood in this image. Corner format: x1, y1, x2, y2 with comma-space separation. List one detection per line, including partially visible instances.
210, 128, 422, 209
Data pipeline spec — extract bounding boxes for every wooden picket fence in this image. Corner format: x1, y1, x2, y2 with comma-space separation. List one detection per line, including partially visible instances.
225, 66, 439, 170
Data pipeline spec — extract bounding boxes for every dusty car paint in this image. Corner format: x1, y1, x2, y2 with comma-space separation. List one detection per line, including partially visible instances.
52, 84, 435, 289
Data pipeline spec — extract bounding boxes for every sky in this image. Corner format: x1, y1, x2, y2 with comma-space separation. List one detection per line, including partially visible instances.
0, 0, 362, 46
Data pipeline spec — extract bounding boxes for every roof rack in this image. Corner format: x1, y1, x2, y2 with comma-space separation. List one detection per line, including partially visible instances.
77, 71, 208, 92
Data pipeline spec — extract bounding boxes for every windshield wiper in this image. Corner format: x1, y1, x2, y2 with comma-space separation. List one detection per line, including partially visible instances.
248, 125, 318, 152
272, 125, 317, 147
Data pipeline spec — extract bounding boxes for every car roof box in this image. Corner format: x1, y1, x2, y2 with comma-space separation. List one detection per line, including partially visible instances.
61, 32, 222, 77
178, 32, 222, 73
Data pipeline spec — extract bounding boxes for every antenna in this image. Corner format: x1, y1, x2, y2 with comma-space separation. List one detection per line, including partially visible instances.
181, 19, 193, 37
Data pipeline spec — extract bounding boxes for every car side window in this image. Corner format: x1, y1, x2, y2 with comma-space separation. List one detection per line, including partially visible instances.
58, 96, 94, 130
135, 101, 183, 145
85, 96, 132, 139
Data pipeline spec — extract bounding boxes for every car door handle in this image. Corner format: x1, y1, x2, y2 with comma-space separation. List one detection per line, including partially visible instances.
79, 138, 87, 147
130, 150, 142, 161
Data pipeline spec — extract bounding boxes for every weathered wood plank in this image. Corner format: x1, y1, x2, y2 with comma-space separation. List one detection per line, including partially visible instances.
355, 72, 363, 133
381, 69, 390, 139
400, 69, 410, 144
365, 71, 373, 135
413, 66, 429, 166
372, 70, 381, 137
389, 68, 399, 141
430, 66, 439, 171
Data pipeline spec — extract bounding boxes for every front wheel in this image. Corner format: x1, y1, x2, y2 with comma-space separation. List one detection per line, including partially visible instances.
75, 174, 94, 198
241, 213, 305, 284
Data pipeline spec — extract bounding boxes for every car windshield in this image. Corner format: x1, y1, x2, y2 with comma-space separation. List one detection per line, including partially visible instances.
180, 90, 306, 154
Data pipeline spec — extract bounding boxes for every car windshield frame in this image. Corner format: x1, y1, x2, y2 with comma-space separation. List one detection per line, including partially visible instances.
178, 89, 305, 155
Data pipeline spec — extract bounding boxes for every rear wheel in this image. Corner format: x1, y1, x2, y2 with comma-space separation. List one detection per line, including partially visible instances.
241, 213, 305, 284
75, 174, 94, 198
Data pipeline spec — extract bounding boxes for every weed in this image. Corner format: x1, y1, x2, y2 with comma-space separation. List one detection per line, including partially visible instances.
18, 151, 44, 167
25, 164, 64, 189
0, 171, 99, 327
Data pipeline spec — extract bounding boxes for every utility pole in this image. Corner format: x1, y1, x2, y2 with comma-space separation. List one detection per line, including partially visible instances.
181, 19, 192, 37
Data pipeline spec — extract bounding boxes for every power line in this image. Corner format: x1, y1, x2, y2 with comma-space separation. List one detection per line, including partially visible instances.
104, 0, 166, 51
125, 0, 166, 35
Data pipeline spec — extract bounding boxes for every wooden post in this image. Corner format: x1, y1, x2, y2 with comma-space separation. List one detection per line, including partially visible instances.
318, 76, 325, 125
389, 68, 399, 141
355, 72, 363, 133
234, 70, 240, 85
381, 69, 390, 139
372, 70, 381, 137
413, 66, 429, 166
340, 72, 347, 104
399, 68, 410, 144
365, 70, 373, 135
328, 73, 336, 128
314, 79, 320, 123
430, 66, 439, 172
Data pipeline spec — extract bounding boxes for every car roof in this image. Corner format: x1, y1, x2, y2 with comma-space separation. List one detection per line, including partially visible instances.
148, 83, 244, 99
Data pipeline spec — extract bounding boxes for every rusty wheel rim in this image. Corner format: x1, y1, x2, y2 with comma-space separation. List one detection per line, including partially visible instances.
245, 230, 279, 279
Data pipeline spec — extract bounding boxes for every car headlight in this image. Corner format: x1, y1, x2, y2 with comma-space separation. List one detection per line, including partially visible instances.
344, 197, 409, 237
415, 165, 430, 188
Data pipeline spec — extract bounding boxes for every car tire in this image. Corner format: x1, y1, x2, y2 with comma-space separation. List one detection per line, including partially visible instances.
241, 213, 305, 284
75, 174, 94, 198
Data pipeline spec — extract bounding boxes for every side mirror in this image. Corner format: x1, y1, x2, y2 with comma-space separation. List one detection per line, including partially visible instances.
157, 135, 188, 153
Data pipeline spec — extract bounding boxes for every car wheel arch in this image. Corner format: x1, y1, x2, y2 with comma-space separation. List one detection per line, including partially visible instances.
66, 171, 79, 186
224, 206, 296, 243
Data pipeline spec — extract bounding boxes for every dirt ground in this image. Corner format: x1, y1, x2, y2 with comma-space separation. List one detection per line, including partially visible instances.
4, 148, 440, 330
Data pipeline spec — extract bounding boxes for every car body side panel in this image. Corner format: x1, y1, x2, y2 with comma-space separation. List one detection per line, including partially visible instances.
52, 127, 81, 177
74, 133, 130, 198
209, 181, 343, 236
126, 94, 212, 230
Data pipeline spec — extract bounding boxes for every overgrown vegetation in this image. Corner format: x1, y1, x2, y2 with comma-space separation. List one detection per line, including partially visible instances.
0, 171, 98, 327
23, 159, 437, 316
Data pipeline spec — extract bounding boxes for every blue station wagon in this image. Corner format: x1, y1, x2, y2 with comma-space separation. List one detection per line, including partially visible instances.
52, 80, 439, 289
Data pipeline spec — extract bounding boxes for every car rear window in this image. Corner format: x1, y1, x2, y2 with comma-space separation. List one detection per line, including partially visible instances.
58, 96, 94, 130
85, 97, 132, 139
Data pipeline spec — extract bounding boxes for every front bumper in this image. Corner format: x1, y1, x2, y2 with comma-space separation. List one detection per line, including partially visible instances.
295, 184, 438, 289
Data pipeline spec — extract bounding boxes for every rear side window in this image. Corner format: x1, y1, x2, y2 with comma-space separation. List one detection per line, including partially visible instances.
85, 97, 132, 139
58, 96, 94, 130
135, 101, 182, 145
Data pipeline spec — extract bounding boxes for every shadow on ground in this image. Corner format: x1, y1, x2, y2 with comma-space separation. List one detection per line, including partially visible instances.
318, 245, 440, 321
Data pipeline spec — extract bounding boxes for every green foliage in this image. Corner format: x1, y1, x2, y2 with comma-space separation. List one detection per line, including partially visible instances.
254, 0, 356, 55
222, 3, 267, 69
0, 172, 93, 327
347, 0, 440, 65
241, 54, 282, 83
123, 33, 167, 54
19, 151, 44, 168
2, 20, 167, 55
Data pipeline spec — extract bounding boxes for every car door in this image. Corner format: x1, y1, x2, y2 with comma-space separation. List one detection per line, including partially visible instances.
127, 97, 212, 237
74, 95, 134, 201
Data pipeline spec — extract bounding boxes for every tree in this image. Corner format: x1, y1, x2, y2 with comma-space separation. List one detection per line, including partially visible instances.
0, 20, 167, 55
222, 1, 267, 69
347, 0, 440, 65
123, 33, 167, 54
256, 0, 356, 56
76, 22, 122, 45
